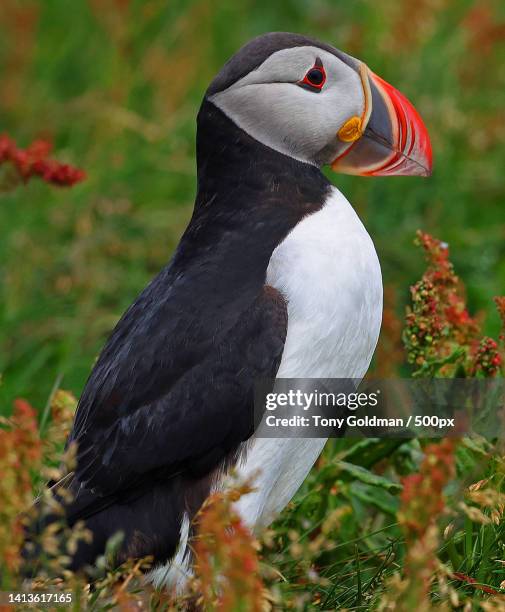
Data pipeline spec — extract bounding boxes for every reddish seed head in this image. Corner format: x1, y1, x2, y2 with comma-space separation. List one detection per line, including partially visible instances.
0, 133, 85, 187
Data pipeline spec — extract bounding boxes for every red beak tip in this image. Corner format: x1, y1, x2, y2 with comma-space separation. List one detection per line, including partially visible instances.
368, 72, 433, 178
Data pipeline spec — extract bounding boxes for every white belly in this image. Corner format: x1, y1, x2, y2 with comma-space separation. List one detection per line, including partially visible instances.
234, 187, 383, 528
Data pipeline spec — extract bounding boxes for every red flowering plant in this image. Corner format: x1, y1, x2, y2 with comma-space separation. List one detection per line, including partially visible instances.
379, 231, 505, 609
380, 439, 458, 611
190, 482, 268, 612
403, 231, 504, 378
0, 134, 85, 190
0, 393, 160, 609
0, 399, 42, 576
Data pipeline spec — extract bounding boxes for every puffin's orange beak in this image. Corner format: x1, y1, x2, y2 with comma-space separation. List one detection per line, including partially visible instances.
332, 66, 432, 177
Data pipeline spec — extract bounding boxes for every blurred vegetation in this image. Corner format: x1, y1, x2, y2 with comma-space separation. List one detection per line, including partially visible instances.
1, 0, 504, 409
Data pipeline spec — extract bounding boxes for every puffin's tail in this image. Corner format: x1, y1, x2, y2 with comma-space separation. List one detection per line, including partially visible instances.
22, 473, 190, 576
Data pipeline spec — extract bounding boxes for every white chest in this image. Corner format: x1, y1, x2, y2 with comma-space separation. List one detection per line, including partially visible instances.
268, 187, 383, 378
235, 187, 383, 527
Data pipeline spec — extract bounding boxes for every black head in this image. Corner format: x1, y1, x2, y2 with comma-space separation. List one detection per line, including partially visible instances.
202, 32, 432, 176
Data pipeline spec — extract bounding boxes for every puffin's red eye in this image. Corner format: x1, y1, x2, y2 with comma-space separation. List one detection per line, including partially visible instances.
299, 62, 326, 92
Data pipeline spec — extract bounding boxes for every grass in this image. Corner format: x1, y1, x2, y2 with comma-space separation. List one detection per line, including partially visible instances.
1, 0, 505, 609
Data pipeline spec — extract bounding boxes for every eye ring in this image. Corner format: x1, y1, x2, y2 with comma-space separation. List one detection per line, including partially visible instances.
299, 62, 326, 92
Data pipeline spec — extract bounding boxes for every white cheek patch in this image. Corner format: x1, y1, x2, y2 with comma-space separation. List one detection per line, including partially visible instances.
209, 46, 365, 165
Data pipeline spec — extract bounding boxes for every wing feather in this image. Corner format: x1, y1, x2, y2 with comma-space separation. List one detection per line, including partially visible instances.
70, 285, 287, 497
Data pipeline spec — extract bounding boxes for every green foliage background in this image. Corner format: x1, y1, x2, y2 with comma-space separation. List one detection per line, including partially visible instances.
1, 0, 504, 409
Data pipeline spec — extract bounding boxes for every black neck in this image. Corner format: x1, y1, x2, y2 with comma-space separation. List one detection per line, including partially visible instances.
177, 100, 330, 268
195, 100, 329, 213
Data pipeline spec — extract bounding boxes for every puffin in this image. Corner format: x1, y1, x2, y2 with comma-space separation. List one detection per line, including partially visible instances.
42, 32, 432, 590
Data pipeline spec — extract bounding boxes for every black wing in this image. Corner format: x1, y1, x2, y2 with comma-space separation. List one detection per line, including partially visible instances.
70, 285, 287, 497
